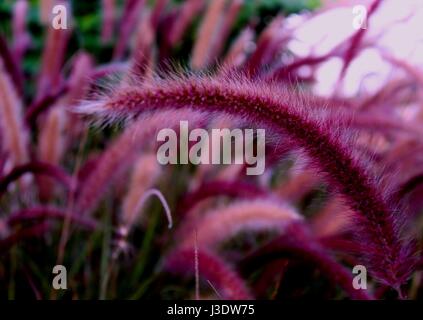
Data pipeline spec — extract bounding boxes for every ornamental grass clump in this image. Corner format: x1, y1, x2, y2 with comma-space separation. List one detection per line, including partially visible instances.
0, 0, 422, 300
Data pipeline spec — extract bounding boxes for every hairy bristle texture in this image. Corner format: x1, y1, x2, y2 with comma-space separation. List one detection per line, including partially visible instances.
80, 73, 416, 288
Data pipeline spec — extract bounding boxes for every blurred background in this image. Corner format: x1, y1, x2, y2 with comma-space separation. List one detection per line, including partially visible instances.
1, 0, 423, 300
